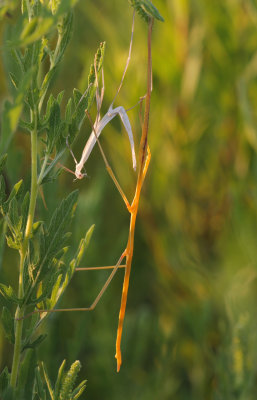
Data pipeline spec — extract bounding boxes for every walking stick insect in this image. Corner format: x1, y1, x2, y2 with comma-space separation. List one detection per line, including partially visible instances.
71, 14, 153, 371
19, 12, 154, 373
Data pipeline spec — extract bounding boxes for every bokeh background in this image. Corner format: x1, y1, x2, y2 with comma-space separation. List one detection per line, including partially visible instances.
3, 0, 257, 398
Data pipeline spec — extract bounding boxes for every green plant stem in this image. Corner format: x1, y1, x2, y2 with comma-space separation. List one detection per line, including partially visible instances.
10, 112, 38, 388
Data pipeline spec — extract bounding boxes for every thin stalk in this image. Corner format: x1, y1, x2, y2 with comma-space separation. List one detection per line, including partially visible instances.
10, 111, 38, 388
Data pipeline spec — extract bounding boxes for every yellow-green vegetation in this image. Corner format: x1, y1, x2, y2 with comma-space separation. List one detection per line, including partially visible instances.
1, 0, 257, 399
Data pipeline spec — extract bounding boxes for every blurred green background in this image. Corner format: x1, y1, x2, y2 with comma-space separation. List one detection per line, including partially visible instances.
3, 0, 257, 398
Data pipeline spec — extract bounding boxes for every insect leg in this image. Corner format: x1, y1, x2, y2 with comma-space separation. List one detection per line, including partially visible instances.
114, 105, 136, 170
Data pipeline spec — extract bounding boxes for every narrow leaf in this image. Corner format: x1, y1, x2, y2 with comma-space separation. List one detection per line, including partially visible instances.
0, 367, 9, 393
47, 101, 61, 152
70, 225, 95, 269
1, 307, 14, 344
72, 380, 87, 399
21, 192, 30, 235
0, 154, 7, 175
59, 361, 81, 400
57, 90, 65, 105
17, 349, 37, 399
54, 360, 66, 398
19, 119, 33, 132
40, 362, 54, 400
9, 72, 18, 90
22, 334, 47, 351
8, 197, 20, 232
6, 235, 20, 250
0, 283, 20, 305
0, 175, 6, 208
55, 12, 73, 64
34, 366, 47, 400
0, 67, 33, 154
23, 191, 78, 305
2, 179, 23, 214
8, 179, 23, 201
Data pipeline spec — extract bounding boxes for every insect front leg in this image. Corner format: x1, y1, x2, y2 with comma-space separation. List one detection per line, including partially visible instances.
110, 105, 137, 170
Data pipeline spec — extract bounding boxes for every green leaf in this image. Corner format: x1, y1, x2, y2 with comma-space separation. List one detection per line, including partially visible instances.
8, 197, 20, 233
32, 221, 43, 235
71, 380, 87, 400
47, 190, 78, 250
29, 269, 61, 306
0, 100, 23, 154
54, 360, 66, 399
71, 89, 87, 127
49, 101, 61, 131
55, 12, 73, 65
47, 100, 61, 153
6, 197, 22, 248
9, 72, 18, 90
40, 163, 63, 184
59, 361, 82, 400
0, 0, 18, 20
21, 192, 30, 235
65, 98, 73, 124
129, 0, 164, 22
67, 41, 105, 143
0, 219, 7, 271
39, 147, 65, 184
40, 65, 57, 99
17, 349, 37, 400
47, 274, 62, 310
24, 191, 78, 305
54, 0, 79, 15
6, 235, 20, 250
44, 94, 55, 122
10, 48, 25, 75
24, 40, 43, 76
70, 224, 95, 269
18, 119, 33, 132
57, 90, 65, 105
22, 334, 47, 351
0, 67, 32, 154
88, 41, 105, 86
0, 367, 9, 394
20, 17, 54, 46
0, 154, 7, 174
0, 175, 7, 210
2, 179, 23, 214
68, 87, 90, 142
40, 362, 54, 400
0, 283, 20, 305
20, 17, 38, 41
1, 307, 14, 344
7, 179, 23, 202
34, 366, 47, 400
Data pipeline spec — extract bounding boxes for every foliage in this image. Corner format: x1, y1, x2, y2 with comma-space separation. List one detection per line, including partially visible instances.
34, 0, 257, 399
0, 0, 164, 397
5, 0, 257, 399
0, 0, 108, 396
129, 0, 164, 22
